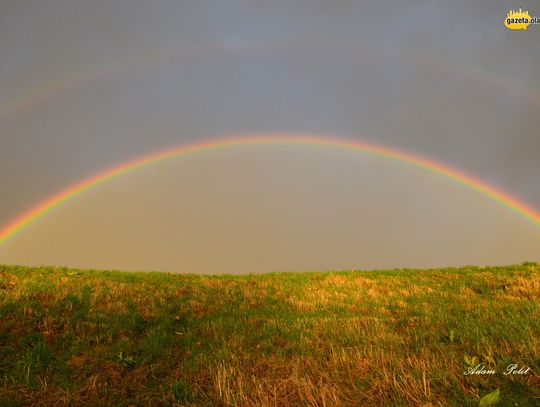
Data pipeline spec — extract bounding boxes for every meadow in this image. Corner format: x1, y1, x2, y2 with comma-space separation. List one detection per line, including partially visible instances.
0, 263, 538, 406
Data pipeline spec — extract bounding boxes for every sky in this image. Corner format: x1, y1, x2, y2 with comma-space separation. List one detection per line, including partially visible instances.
0, 0, 539, 273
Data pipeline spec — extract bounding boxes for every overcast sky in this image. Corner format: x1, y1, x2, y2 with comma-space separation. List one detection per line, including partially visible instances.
0, 0, 539, 273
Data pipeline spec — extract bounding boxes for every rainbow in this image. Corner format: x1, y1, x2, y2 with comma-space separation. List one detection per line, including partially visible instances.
2, 41, 540, 122
1, 134, 539, 246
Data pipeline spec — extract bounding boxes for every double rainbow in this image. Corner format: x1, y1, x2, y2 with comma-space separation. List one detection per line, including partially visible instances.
1, 134, 539, 246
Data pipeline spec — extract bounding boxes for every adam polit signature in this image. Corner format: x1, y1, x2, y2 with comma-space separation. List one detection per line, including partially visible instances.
463, 363, 534, 376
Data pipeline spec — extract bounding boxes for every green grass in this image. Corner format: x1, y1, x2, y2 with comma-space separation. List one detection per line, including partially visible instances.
0, 263, 538, 406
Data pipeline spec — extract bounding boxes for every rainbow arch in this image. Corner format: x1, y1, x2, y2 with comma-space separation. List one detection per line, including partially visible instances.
2, 40, 540, 123
1, 133, 540, 246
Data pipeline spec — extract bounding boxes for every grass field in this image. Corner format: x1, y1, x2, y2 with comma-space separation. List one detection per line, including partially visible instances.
0, 263, 538, 406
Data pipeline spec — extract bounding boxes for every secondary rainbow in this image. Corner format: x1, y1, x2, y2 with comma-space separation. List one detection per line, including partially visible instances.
1, 134, 540, 246
2, 41, 540, 122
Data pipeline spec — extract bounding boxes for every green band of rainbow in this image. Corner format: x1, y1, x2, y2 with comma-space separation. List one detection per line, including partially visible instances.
1, 134, 539, 246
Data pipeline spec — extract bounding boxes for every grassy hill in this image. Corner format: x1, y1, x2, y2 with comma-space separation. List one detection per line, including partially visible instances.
0, 263, 538, 406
